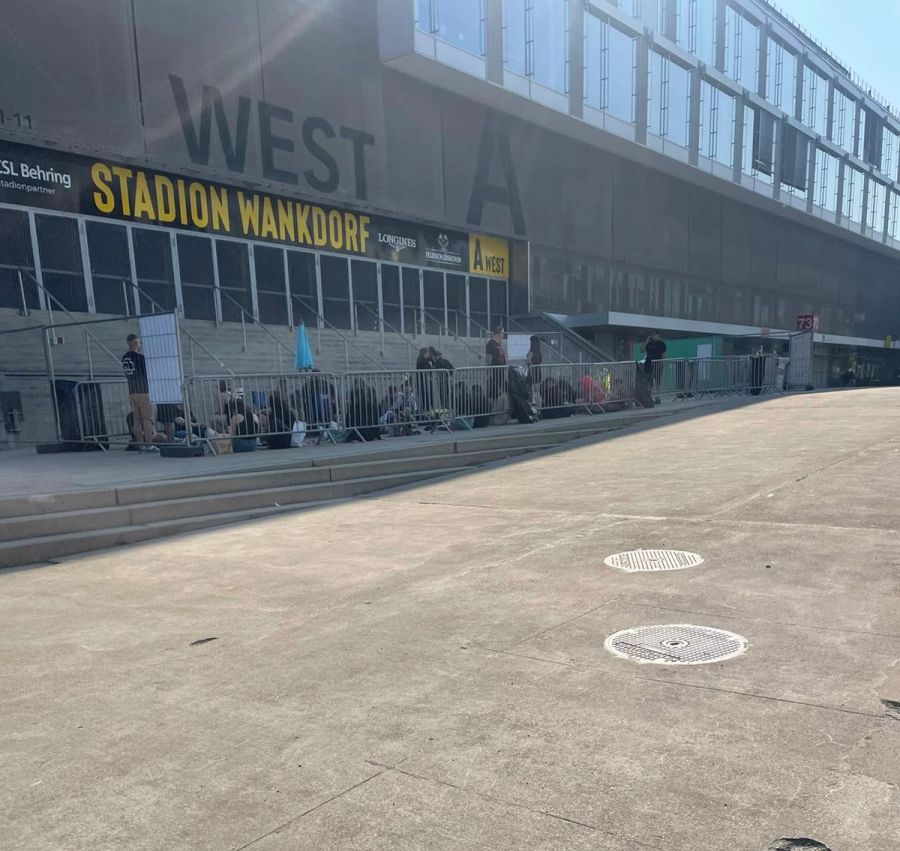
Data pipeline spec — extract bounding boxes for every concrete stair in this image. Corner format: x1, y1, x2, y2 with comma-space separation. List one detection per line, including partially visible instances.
0, 415, 667, 569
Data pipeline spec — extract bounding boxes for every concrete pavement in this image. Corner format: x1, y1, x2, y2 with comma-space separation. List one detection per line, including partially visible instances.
2, 388, 898, 850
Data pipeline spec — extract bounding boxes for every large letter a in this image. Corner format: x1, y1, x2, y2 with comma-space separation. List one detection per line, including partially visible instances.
466, 113, 526, 236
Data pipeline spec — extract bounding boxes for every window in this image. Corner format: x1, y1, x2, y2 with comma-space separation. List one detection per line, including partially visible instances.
86, 222, 133, 316
742, 106, 775, 182
402, 267, 421, 335
854, 105, 866, 157
468, 276, 489, 331
36, 215, 88, 313
868, 180, 886, 234
781, 124, 809, 196
132, 228, 175, 314
765, 39, 797, 115
843, 166, 864, 223
861, 108, 882, 167
380, 264, 402, 332
815, 148, 840, 213
698, 81, 735, 167
320, 255, 351, 330
802, 65, 828, 136
658, 0, 683, 44
0, 209, 39, 311
881, 126, 899, 179
351, 260, 379, 331
648, 49, 691, 147
177, 235, 217, 322
687, 0, 716, 65
417, 0, 486, 56
446, 274, 467, 337
832, 88, 851, 149
254, 246, 288, 325
287, 251, 318, 326
489, 279, 508, 329
505, 0, 570, 93
724, 6, 759, 92
423, 270, 445, 334
584, 15, 636, 122
503, 0, 527, 74
889, 192, 900, 240
215, 240, 252, 322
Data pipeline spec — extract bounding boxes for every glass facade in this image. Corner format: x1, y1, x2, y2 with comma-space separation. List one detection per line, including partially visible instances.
699, 81, 735, 167
416, 0, 486, 56
802, 65, 829, 137
505, 0, 570, 92
766, 40, 797, 116
868, 180, 886, 234
584, 15, 636, 122
832, 88, 852, 149
648, 50, 691, 147
815, 148, 840, 213
843, 166, 864, 224
724, 6, 759, 93
688, 0, 716, 65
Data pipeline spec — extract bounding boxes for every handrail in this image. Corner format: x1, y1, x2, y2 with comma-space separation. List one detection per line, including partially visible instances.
290, 294, 385, 371
122, 279, 236, 376
219, 288, 292, 371
420, 306, 485, 361
19, 268, 122, 372
354, 300, 418, 367
504, 315, 578, 366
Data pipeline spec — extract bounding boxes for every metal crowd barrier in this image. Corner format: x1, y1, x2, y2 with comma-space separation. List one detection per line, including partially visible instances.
63, 355, 779, 447
186, 371, 344, 445
71, 379, 131, 445
338, 368, 454, 438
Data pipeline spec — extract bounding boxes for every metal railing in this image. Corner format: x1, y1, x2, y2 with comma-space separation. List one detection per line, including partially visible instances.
219, 289, 293, 372
290, 293, 386, 372
353, 300, 419, 367
420, 306, 486, 364
58, 355, 778, 447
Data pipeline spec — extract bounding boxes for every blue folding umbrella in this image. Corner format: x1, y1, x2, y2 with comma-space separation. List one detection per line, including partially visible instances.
294, 323, 314, 371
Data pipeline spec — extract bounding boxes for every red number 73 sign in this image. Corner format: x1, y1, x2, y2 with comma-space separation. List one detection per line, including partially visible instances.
795, 314, 819, 332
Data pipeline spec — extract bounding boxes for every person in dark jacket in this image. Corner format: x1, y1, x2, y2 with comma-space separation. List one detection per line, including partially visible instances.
416, 347, 434, 414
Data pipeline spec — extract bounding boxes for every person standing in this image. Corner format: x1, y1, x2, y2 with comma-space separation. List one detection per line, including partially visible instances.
122, 333, 155, 452
485, 326, 507, 408
640, 331, 667, 390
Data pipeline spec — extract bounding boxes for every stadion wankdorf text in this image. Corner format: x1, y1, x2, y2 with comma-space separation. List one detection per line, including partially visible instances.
0, 140, 508, 279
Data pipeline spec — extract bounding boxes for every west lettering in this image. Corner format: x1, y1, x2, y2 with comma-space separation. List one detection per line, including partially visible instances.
339, 126, 375, 200
169, 74, 251, 173
466, 113, 527, 236
302, 118, 340, 194
259, 101, 299, 185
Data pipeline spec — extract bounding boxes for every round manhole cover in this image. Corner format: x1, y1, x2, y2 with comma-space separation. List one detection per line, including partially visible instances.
603, 550, 704, 572
604, 624, 748, 665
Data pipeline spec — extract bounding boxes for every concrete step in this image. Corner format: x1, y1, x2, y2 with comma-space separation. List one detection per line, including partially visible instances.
0, 443, 554, 543
0, 466, 469, 568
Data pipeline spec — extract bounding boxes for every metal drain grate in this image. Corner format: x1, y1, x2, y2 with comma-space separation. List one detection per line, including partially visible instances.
604, 624, 748, 665
768, 841, 832, 851
603, 549, 704, 572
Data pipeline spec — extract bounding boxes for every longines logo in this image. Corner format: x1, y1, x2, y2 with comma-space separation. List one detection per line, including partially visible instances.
378, 232, 417, 251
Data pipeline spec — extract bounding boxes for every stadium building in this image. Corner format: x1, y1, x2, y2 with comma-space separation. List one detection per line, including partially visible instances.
2, 0, 900, 443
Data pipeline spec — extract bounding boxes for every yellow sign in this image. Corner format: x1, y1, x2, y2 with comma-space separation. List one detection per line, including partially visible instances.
469, 234, 509, 279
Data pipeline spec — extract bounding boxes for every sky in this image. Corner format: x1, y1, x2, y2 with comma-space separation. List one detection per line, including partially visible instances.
776, 0, 900, 109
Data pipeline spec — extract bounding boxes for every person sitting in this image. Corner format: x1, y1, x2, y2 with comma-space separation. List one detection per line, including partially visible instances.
579, 373, 606, 406
540, 377, 575, 418
346, 379, 382, 442
264, 387, 296, 449
228, 398, 259, 451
